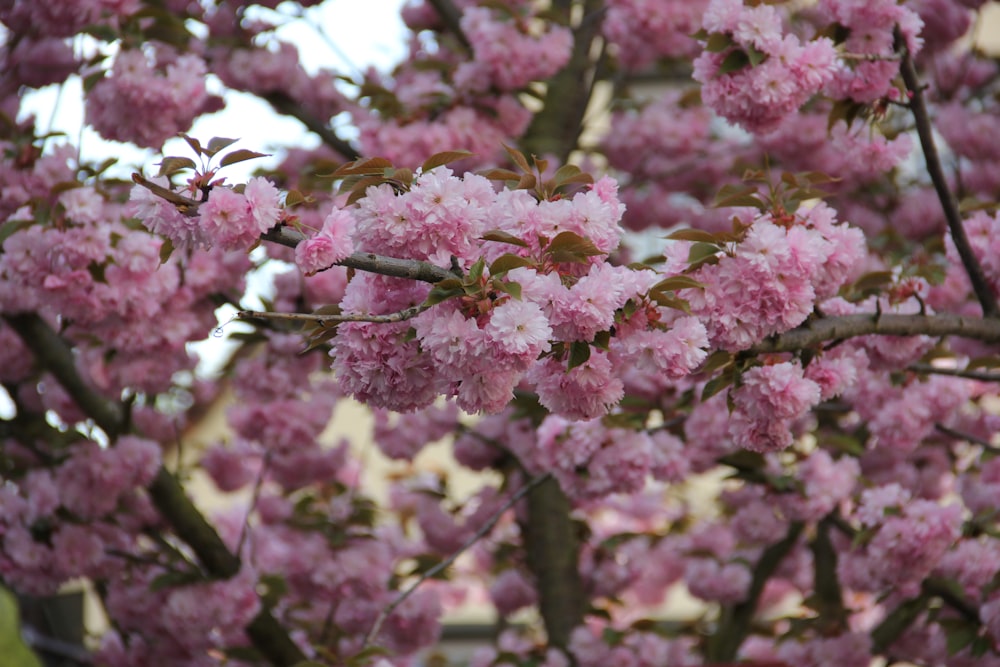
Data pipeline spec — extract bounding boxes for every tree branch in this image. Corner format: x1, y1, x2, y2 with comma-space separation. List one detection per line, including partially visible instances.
522, 476, 585, 651
909, 363, 1000, 382
236, 303, 430, 326
262, 91, 361, 160
521, 0, 606, 162
705, 522, 804, 663
427, 0, 471, 51
4, 313, 307, 667
749, 313, 1000, 354
899, 46, 999, 318
363, 474, 550, 648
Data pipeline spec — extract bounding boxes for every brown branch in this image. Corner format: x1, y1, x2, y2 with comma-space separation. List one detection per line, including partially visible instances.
522, 476, 585, 651
236, 304, 430, 326
934, 422, 999, 451
262, 91, 361, 160
705, 522, 804, 663
909, 363, 1000, 382
899, 46, 1000, 318
427, 0, 471, 51
4, 313, 307, 667
363, 474, 551, 648
130, 176, 457, 285
521, 0, 606, 162
749, 313, 1000, 354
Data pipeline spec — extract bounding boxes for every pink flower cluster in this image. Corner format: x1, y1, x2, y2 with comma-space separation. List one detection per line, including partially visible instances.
356, 101, 532, 169
681, 203, 866, 351
0, 436, 160, 594
532, 416, 654, 500
130, 176, 282, 252
294, 208, 356, 275
818, 0, 924, 103
693, 0, 838, 133
840, 485, 963, 596
602, 0, 708, 70
335, 169, 709, 419
458, 7, 573, 92
85, 49, 210, 149
728, 361, 821, 453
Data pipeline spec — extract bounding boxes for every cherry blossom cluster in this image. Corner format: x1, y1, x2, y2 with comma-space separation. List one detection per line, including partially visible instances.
458, 6, 573, 92
10, 1, 1000, 666
86, 48, 212, 149
817, 0, 924, 103
602, 0, 707, 70
675, 202, 866, 351
693, 0, 839, 133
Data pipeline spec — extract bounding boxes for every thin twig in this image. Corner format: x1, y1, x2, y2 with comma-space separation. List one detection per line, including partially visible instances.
934, 422, 999, 451
131, 173, 200, 216
899, 44, 1000, 318
262, 91, 361, 160
362, 474, 551, 648
235, 304, 430, 327
130, 177, 459, 285
908, 363, 1000, 382
237, 452, 271, 558
840, 51, 902, 62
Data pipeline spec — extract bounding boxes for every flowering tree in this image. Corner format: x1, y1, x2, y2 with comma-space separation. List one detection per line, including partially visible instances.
5, 0, 1000, 665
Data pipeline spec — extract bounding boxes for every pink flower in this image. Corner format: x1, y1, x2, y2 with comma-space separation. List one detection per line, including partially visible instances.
486, 298, 552, 360
197, 186, 258, 251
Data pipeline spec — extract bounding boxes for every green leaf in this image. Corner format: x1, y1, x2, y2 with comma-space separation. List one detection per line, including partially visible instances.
503, 143, 533, 173
705, 32, 733, 53
220, 149, 269, 168
481, 230, 530, 247
0, 218, 32, 247
421, 150, 474, 173
494, 280, 522, 300
712, 183, 765, 209
156, 156, 196, 177
567, 340, 591, 371
150, 571, 202, 590
851, 270, 894, 293
326, 156, 395, 178
701, 371, 734, 401
687, 242, 722, 265
545, 231, 604, 264
650, 293, 691, 312
651, 275, 705, 292
698, 350, 733, 375
666, 228, 722, 243
467, 257, 486, 284
205, 136, 239, 157
179, 133, 203, 156
746, 44, 768, 67
477, 167, 523, 182
718, 48, 751, 75
158, 238, 175, 266
424, 278, 464, 306
489, 253, 534, 275
717, 449, 765, 471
